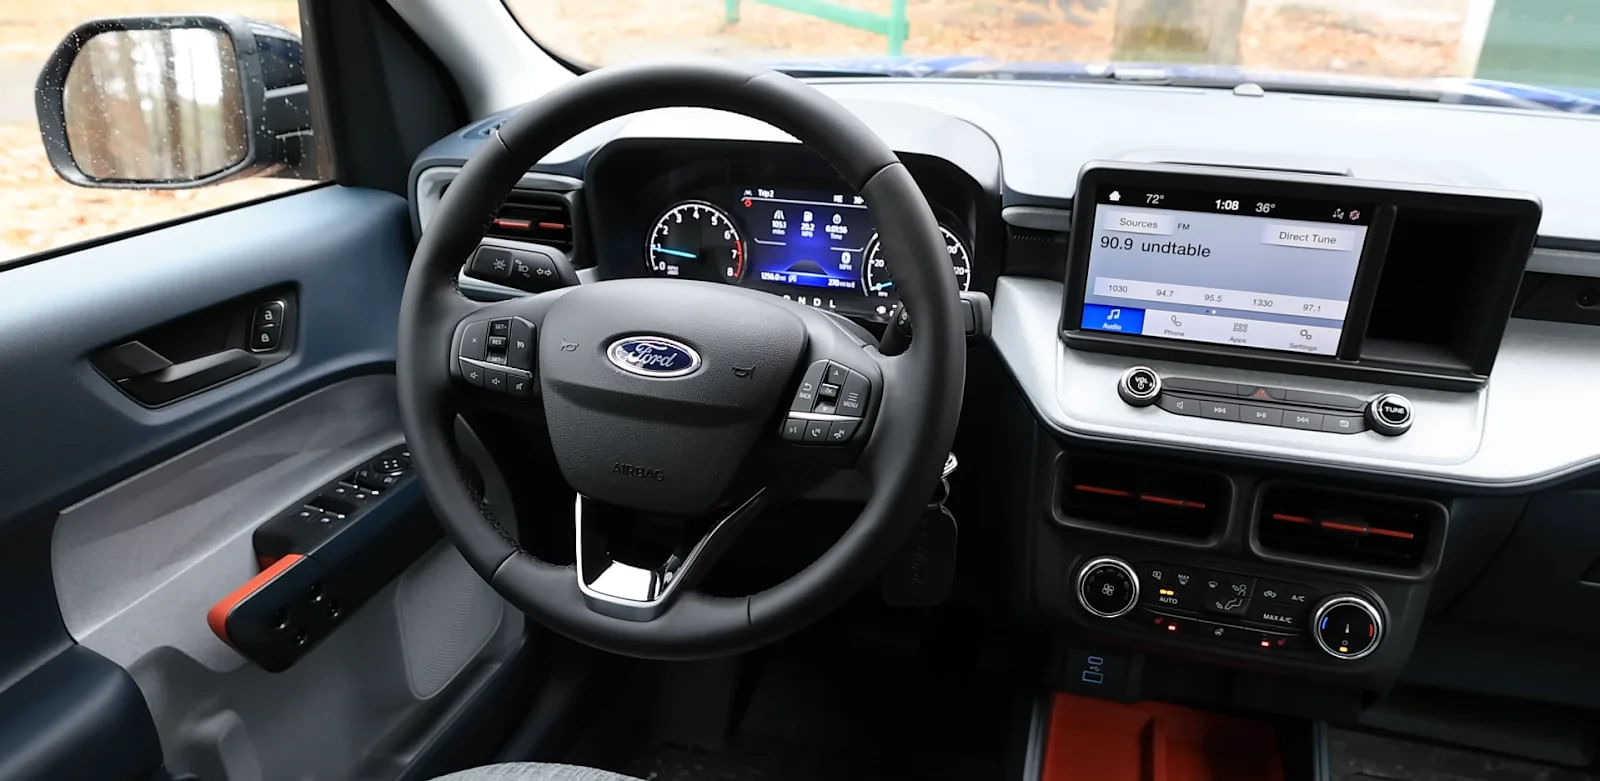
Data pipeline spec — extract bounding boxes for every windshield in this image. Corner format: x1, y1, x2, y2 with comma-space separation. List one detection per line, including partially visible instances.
508, 0, 1600, 112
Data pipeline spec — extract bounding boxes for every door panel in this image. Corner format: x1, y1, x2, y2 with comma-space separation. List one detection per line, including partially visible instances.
0, 185, 525, 780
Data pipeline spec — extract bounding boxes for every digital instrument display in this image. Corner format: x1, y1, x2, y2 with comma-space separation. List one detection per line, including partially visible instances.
645, 186, 971, 320
1080, 183, 1373, 357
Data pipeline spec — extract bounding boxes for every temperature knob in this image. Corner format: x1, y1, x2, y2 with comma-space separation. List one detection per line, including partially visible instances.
1076, 557, 1140, 619
1311, 594, 1384, 661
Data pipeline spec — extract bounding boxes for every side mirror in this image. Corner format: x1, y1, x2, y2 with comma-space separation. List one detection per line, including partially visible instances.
33, 15, 317, 190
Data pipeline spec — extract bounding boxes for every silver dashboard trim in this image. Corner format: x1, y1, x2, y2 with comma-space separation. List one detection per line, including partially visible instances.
991, 276, 1600, 489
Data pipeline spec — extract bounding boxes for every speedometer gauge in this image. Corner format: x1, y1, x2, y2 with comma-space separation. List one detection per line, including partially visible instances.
647, 201, 745, 282
861, 226, 971, 298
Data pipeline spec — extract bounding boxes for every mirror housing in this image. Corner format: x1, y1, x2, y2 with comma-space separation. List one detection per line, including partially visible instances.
34, 14, 317, 189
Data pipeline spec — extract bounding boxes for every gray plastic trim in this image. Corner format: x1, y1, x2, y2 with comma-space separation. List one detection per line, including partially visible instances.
991, 276, 1600, 489
1525, 246, 1600, 278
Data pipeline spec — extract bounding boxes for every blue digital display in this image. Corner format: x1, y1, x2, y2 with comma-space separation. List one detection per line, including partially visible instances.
1081, 303, 1146, 334
737, 188, 874, 292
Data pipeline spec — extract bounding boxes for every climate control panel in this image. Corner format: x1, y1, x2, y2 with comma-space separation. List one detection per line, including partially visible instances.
1073, 556, 1387, 662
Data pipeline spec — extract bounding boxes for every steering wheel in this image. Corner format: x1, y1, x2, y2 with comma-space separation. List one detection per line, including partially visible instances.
397, 60, 965, 660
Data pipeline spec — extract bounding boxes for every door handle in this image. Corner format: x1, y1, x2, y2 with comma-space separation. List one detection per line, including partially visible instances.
111, 345, 260, 405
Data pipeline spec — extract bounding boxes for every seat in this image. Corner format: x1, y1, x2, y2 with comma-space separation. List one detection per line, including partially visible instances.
433, 763, 642, 781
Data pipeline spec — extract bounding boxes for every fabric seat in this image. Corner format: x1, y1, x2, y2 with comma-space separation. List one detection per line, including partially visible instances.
433, 763, 643, 781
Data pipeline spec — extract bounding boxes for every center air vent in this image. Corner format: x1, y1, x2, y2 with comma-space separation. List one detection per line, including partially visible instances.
486, 190, 573, 251
1055, 456, 1230, 542
1255, 484, 1442, 574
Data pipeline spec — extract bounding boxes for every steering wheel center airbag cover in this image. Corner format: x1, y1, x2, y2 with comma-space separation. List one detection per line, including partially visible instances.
539, 278, 806, 514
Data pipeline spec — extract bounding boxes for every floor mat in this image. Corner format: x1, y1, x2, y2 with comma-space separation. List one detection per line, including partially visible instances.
1328, 728, 1599, 781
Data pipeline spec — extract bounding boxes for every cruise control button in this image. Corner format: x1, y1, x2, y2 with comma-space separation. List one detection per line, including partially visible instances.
1238, 404, 1284, 426
1322, 413, 1365, 434
458, 359, 485, 387
460, 321, 488, 361
1283, 410, 1323, 431
488, 320, 510, 338
802, 419, 831, 444
826, 419, 860, 444
1202, 572, 1255, 616
780, 417, 806, 442
789, 362, 828, 412
1157, 393, 1202, 417
508, 319, 535, 370
1199, 399, 1240, 421
837, 370, 871, 416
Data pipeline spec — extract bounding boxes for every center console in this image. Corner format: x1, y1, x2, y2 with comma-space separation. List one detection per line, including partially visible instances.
1008, 162, 1540, 692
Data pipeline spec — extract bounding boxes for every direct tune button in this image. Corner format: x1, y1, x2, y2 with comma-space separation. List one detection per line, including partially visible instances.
1077, 557, 1139, 618
1118, 366, 1161, 407
1312, 595, 1384, 660
1367, 393, 1413, 437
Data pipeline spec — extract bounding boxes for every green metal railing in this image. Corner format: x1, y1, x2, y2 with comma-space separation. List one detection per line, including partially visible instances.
725, 0, 909, 56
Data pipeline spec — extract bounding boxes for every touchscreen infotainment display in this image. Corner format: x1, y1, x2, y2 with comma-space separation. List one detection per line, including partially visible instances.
1080, 183, 1373, 356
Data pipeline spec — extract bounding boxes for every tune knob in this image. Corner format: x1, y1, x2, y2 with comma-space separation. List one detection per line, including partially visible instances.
1311, 594, 1384, 660
1366, 393, 1413, 436
1076, 557, 1140, 618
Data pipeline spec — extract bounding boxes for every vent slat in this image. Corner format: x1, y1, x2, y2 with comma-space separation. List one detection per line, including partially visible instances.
486, 191, 572, 251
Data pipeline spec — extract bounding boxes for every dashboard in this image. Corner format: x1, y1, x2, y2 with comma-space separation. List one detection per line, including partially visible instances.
410, 79, 1600, 722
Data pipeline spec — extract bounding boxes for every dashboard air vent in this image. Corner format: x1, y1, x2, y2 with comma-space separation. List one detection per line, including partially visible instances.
1056, 456, 1229, 542
486, 190, 572, 251
1256, 484, 1441, 573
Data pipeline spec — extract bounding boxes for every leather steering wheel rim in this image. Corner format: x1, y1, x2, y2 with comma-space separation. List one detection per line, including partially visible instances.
397, 60, 965, 660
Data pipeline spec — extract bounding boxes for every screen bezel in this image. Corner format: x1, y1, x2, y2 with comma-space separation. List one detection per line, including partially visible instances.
1062, 162, 1405, 378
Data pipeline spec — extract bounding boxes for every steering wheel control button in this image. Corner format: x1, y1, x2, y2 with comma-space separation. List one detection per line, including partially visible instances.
825, 363, 850, 386
468, 246, 513, 281
1321, 413, 1366, 434
1076, 557, 1139, 619
1367, 393, 1414, 436
1312, 595, 1384, 660
488, 320, 510, 338
507, 319, 535, 370
802, 419, 831, 444
459, 321, 488, 361
1239, 404, 1284, 427
827, 419, 860, 444
507, 373, 532, 397
836, 370, 871, 416
1283, 410, 1324, 431
780, 417, 806, 442
818, 382, 841, 402
1202, 572, 1255, 617
458, 359, 485, 387
484, 368, 509, 393
789, 361, 828, 411
1117, 366, 1161, 406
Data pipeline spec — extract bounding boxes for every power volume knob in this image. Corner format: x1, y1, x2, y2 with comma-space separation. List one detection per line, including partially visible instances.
1311, 595, 1384, 661
1118, 367, 1161, 407
1076, 557, 1140, 618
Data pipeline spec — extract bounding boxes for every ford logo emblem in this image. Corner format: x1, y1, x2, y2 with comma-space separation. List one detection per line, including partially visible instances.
606, 336, 701, 378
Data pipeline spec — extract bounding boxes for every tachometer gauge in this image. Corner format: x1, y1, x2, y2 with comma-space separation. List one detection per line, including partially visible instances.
861, 226, 972, 298
647, 201, 745, 282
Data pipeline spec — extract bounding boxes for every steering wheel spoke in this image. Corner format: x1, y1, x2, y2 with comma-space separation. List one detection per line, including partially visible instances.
575, 489, 768, 621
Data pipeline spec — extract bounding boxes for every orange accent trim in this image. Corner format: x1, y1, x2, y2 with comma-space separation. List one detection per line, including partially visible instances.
207, 554, 304, 647
492, 217, 532, 230
1270, 512, 1314, 524
1320, 521, 1368, 534
1074, 484, 1131, 498
256, 554, 280, 572
1182, 500, 1208, 509
1040, 693, 1285, 781
1367, 526, 1416, 540
536, 221, 567, 231
1139, 494, 1185, 507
